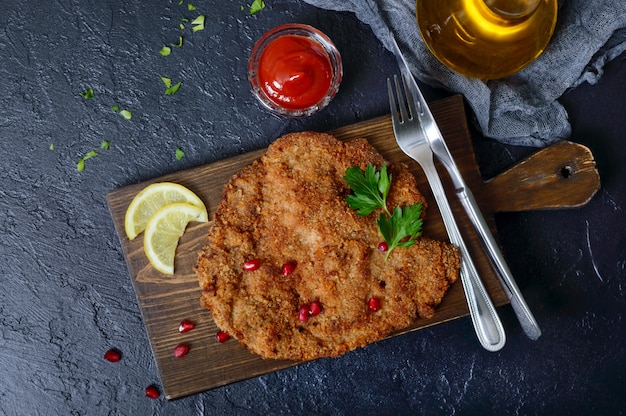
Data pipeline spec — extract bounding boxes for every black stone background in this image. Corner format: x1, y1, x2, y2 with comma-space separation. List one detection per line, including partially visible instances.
1, 1, 625, 414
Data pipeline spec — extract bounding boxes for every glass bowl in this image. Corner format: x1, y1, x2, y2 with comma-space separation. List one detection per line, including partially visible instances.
248, 24, 343, 117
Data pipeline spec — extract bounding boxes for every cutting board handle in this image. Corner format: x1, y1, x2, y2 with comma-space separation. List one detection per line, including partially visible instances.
479, 141, 600, 212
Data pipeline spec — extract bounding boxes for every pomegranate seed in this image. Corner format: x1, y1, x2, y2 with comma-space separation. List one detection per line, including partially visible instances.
145, 385, 160, 399
308, 301, 323, 317
298, 304, 310, 322
377, 241, 389, 252
103, 348, 121, 362
281, 261, 297, 276
215, 331, 230, 343
243, 259, 261, 271
179, 320, 195, 333
368, 297, 381, 312
173, 343, 190, 358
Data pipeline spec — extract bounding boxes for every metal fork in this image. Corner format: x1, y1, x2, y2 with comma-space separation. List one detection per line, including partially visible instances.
388, 75, 506, 352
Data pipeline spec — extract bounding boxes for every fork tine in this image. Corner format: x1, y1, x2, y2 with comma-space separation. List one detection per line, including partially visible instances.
386, 77, 399, 122
394, 75, 411, 123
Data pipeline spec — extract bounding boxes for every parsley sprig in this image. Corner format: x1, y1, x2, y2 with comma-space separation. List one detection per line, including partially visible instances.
344, 163, 423, 260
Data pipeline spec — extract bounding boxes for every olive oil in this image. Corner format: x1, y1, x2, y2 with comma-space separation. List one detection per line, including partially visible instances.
416, 0, 557, 79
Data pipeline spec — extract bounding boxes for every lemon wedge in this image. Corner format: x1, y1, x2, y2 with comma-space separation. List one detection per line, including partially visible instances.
124, 182, 208, 240
143, 202, 205, 275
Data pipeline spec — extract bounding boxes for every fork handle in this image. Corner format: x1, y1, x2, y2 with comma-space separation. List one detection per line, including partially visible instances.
419, 153, 506, 352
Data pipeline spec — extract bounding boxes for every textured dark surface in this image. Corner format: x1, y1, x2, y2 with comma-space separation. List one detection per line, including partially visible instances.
0, 1, 624, 415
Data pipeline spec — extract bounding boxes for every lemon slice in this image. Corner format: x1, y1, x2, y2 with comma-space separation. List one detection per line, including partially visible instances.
144, 202, 205, 275
125, 182, 208, 240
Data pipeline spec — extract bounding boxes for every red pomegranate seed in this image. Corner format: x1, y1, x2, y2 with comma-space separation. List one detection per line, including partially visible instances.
308, 301, 323, 317
298, 304, 310, 322
103, 348, 121, 362
281, 261, 297, 276
215, 331, 230, 343
368, 297, 381, 312
179, 320, 195, 333
145, 385, 160, 399
377, 241, 389, 252
173, 343, 190, 358
243, 259, 261, 271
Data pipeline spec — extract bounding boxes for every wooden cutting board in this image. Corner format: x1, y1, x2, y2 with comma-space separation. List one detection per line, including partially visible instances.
106, 95, 599, 400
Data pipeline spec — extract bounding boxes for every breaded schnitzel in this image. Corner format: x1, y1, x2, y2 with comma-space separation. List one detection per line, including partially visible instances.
195, 131, 459, 360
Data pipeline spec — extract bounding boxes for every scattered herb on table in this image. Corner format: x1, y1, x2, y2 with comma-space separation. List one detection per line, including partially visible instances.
119, 109, 132, 120
100, 140, 110, 150
49, 143, 54, 151
159, 45, 171, 56
249, 0, 265, 15
76, 150, 99, 172
187, 3, 196, 11
344, 163, 423, 260
191, 15, 205, 32
161, 77, 182, 95
175, 147, 185, 161
80, 88, 94, 99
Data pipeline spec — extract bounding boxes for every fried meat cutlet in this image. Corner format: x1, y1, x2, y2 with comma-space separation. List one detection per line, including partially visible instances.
195, 131, 459, 360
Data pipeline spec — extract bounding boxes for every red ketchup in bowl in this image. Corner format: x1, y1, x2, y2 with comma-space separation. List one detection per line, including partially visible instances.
248, 24, 342, 117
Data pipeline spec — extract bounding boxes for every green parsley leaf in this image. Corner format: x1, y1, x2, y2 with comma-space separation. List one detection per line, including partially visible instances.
188, 3, 196, 11
80, 88, 94, 99
249, 0, 265, 15
175, 36, 183, 47
344, 163, 391, 216
179, 23, 185, 30
76, 150, 99, 172
344, 163, 423, 259
191, 15, 205, 32
111, 105, 120, 112
83, 150, 99, 160
176, 147, 185, 160
120, 109, 132, 120
161, 77, 182, 95
160, 45, 171, 56
100, 140, 110, 150
49, 143, 54, 150
377, 204, 423, 260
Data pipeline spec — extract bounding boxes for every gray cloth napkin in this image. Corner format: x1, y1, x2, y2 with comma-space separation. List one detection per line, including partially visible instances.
302, 0, 626, 146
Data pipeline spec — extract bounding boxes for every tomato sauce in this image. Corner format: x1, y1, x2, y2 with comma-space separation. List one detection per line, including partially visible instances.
257, 35, 333, 110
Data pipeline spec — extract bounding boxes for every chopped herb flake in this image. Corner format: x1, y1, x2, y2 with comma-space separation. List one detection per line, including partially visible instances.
77, 150, 99, 171
120, 110, 132, 120
161, 77, 182, 95
175, 36, 183, 47
100, 140, 110, 150
49, 143, 54, 150
176, 147, 185, 161
188, 3, 196, 11
249, 0, 265, 15
166, 81, 182, 95
160, 45, 172, 56
84, 150, 99, 160
80, 88, 94, 99
191, 15, 205, 32
179, 23, 185, 30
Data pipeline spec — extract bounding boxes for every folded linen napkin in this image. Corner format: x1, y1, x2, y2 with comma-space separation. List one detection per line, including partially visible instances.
303, 0, 626, 146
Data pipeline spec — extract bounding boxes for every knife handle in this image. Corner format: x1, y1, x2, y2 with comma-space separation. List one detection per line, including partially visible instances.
458, 188, 542, 340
